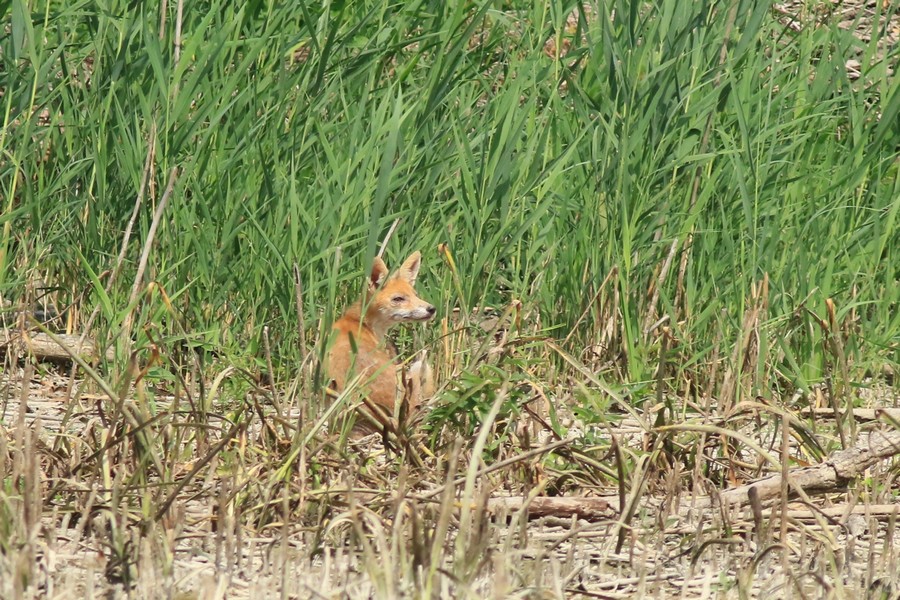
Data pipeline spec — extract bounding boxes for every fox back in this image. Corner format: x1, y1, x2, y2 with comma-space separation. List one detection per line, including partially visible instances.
327, 251, 436, 429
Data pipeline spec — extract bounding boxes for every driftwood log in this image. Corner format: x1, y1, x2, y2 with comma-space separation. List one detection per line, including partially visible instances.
801, 406, 900, 423
786, 504, 900, 521
477, 431, 900, 521
486, 496, 615, 521
714, 430, 900, 509
0, 329, 112, 361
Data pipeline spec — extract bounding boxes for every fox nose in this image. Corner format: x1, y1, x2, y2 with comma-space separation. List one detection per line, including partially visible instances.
426, 305, 436, 316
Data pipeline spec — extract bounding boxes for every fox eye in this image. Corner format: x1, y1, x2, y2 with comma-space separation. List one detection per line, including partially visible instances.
392, 295, 405, 303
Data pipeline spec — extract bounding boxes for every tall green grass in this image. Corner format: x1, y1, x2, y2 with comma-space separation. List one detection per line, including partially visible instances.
2, 0, 898, 400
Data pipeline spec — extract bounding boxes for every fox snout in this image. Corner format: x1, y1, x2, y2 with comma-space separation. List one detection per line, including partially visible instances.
404, 302, 436, 322
384, 299, 436, 322
376, 266, 436, 323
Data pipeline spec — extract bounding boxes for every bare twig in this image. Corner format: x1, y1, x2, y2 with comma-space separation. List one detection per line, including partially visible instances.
415, 437, 574, 501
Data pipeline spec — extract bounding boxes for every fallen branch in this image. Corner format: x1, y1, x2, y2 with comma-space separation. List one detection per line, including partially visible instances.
486, 496, 615, 521
786, 504, 900, 521
1, 329, 113, 361
713, 430, 900, 509
801, 406, 900, 423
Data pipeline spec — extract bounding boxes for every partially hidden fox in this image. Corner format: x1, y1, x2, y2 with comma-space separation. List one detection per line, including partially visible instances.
327, 251, 436, 431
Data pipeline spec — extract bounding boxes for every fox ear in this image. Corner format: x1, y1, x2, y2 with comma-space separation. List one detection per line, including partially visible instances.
393, 251, 422, 285
369, 257, 389, 290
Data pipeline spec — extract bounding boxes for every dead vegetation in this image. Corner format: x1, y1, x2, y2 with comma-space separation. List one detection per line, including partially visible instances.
1, 306, 898, 598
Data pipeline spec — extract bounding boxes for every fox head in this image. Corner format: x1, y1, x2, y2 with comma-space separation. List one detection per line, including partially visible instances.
364, 251, 436, 335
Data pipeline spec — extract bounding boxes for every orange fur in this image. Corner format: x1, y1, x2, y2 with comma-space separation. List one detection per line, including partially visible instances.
327, 251, 436, 430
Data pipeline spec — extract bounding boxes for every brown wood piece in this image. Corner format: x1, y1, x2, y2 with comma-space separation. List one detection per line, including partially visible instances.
486, 496, 615, 521
801, 406, 900, 423
715, 430, 900, 509
1, 329, 112, 361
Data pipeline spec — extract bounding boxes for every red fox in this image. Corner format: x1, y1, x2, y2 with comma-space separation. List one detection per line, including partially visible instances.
327, 251, 436, 431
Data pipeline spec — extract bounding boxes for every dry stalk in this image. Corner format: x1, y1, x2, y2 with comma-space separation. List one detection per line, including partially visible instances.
414, 437, 574, 502
562, 265, 617, 347
120, 167, 178, 355
174, 0, 184, 67
644, 239, 679, 334
293, 263, 307, 365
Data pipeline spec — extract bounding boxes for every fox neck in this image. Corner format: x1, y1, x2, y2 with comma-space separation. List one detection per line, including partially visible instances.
343, 301, 393, 342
